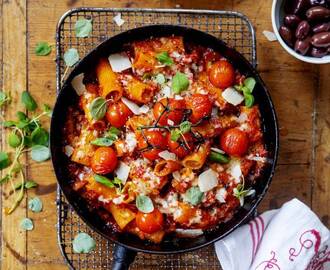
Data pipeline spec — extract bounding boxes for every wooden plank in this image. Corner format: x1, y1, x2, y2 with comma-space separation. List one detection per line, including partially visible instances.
313, 64, 330, 227
1, 0, 27, 269
0, 0, 3, 259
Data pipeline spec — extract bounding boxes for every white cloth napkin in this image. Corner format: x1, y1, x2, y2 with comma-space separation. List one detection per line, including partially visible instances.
215, 198, 330, 270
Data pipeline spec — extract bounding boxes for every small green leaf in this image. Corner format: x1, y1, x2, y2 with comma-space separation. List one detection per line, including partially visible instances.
0, 152, 10, 170
64, 48, 80, 67
185, 186, 204, 206
15, 180, 38, 190
156, 52, 173, 66
242, 86, 251, 95
20, 218, 34, 231
35, 42, 52, 56
136, 195, 154, 213
89, 97, 108, 120
172, 72, 189, 94
31, 145, 50, 162
43, 104, 52, 117
8, 132, 21, 148
21, 91, 37, 111
91, 138, 113, 147
75, 19, 93, 38
0, 174, 10, 184
73, 232, 96, 254
107, 127, 120, 136
28, 197, 43, 213
16, 111, 28, 121
209, 151, 230, 164
244, 77, 256, 92
2, 120, 16, 127
155, 74, 166, 84
31, 127, 49, 146
179, 121, 191, 134
94, 174, 114, 188
17, 120, 30, 129
244, 93, 255, 108
0, 91, 10, 107
170, 129, 181, 142
23, 136, 33, 147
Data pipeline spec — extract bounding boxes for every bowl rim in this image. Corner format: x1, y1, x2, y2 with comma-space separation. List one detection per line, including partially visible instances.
271, 0, 330, 64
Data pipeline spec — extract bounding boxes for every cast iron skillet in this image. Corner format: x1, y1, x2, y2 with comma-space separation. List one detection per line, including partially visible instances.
50, 25, 279, 270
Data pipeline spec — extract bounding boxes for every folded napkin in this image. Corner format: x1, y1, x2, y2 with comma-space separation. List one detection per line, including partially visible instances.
215, 198, 330, 270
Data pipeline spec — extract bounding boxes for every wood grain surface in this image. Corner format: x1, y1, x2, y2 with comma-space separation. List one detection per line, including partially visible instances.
0, 0, 329, 269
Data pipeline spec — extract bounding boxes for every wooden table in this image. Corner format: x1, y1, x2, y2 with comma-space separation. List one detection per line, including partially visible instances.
0, 0, 329, 269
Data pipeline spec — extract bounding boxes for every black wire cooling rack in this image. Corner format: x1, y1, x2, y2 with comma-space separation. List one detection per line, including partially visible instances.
55, 8, 257, 270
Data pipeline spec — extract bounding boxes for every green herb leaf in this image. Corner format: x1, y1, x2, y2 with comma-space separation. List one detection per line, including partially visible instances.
8, 132, 21, 148
64, 48, 80, 67
0, 152, 10, 170
17, 120, 29, 129
73, 232, 96, 254
21, 91, 37, 111
170, 129, 181, 142
31, 145, 50, 162
209, 151, 230, 164
91, 138, 114, 147
31, 127, 49, 146
94, 174, 115, 188
89, 97, 108, 120
244, 77, 256, 92
15, 180, 38, 190
136, 195, 154, 213
20, 218, 34, 231
244, 93, 255, 108
0, 174, 10, 184
75, 19, 93, 38
28, 197, 43, 213
155, 73, 166, 84
156, 52, 173, 66
172, 72, 189, 94
2, 120, 16, 127
16, 111, 28, 121
107, 127, 120, 136
35, 42, 52, 56
0, 91, 10, 107
185, 186, 204, 206
233, 184, 256, 206
179, 121, 191, 134
43, 104, 53, 117
23, 136, 33, 147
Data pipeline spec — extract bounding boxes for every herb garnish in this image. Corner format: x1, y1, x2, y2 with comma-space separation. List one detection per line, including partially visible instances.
156, 52, 174, 66
136, 195, 154, 213
28, 197, 43, 213
89, 97, 110, 120
172, 72, 189, 94
73, 232, 96, 254
233, 183, 255, 206
75, 19, 93, 38
64, 48, 80, 67
185, 186, 204, 206
209, 151, 230, 164
94, 174, 123, 192
35, 42, 52, 56
234, 77, 256, 108
20, 218, 34, 231
91, 127, 121, 146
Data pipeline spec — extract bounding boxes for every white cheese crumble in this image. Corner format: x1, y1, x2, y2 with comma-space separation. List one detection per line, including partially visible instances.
125, 132, 137, 152
71, 73, 86, 96
158, 150, 177, 161
64, 145, 74, 157
215, 187, 227, 203
113, 13, 125, 26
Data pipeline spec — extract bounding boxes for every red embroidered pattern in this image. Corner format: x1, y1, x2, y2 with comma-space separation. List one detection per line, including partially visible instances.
306, 245, 330, 270
255, 251, 281, 270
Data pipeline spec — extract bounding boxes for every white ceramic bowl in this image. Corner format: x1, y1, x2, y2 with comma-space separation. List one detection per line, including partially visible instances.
271, 0, 330, 64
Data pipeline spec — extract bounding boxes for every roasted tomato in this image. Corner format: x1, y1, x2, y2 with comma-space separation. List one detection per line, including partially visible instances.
153, 98, 185, 126
91, 147, 118, 174
137, 130, 167, 161
136, 209, 164, 234
208, 60, 235, 89
186, 94, 212, 124
220, 128, 249, 156
167, 132, 195, 159
106, 101, 133, 128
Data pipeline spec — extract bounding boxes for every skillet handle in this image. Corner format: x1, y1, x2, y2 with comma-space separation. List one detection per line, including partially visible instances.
112, 244, 137, 270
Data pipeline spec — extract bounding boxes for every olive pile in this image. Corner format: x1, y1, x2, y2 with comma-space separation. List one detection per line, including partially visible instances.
280, 0, 330, 57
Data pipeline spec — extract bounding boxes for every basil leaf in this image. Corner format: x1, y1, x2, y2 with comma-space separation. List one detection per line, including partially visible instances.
94, 174, 114, 188
2, 120, 16, 127
155, 73, 166, 84
0, 152, 10, 170
156, 52, 173, 66
8, 132, 21, 148
28, 197, 43, 213
16, 111, 28, 121
20, 218, 34, 231
64, 48, 79, 67
23, 136, 33, 147
31, 145, 50, 162
15, 180, 38, 190
242, 86, 251, 95
244, 77, 256, 92
244, 93, 255, 108
91, 138, 113, 147
172, 72, 189, 94
209, 151, 230, 164
73, 232, 96, 254
31, 127, 49, 146
35, 42, 52, 56
75, 19, 93, 38
43, 104, 52, 117
89, 97, 107, 120
185, 186, 204, 206
136, 195, 154, 213
170, 129, 181, 142
17, 120, 29, 129
21, 91, 37, 111
107, 127, 120, 136
179, 121, 191, 134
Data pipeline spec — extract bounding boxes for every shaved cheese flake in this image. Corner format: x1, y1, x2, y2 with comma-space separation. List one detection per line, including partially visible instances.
222, 87, 244, 106
108, 53, 131, 72
158, 150, 177, 161
172, 171, 180, 180
215, 187, 227, 203
160, 85, 171, 98
237, 113, 248, 123
198, 168, 218, 192
175, 229, 203, 238
71, 73, 86, 96
113, 13, 125, 27
174, 95, 184, 100
64, 145, 74, 157
227, 159, 242, 183
262, 30, 277, 42
247, 156, 268, 163
115, 162, 130, 184
210, 147, 225, 154
125, 132, 137, 152
121, 97, 149, 115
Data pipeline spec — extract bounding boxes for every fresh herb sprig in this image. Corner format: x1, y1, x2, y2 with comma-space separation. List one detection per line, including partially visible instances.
233, 179, 255, 207
234, 77, 256, 108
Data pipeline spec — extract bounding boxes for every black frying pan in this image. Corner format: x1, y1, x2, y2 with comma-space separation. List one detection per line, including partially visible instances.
50, 25, 279, 270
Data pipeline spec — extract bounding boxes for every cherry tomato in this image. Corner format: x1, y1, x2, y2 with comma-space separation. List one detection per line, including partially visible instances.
106, 101, 133, 128
167, 132, 195, 159
137, 130, 167, 161
208, 60, 235, 89
91, 147, 118, 174
186, 94, 212, 124
220, 128, 249, 157
153, 98, 185, 126
136, 208, 164, 234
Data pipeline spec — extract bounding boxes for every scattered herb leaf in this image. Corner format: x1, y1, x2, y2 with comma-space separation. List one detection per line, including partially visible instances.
94, 174, 115, 188
64, 48, 80, 67
31, 145, 50, 162
244, 93, 254, 108
244, 77, 256, 92
91, 137, 114, 147
155, 73, 166, 84
136, 195, 154, 213
35, 42, 52, 56
8, 132, 22, 148
185, 186, 204, 206
28, 197, 43, 213
73, 232, 96, 254
75, 19, 93, 38
0, 91, 10, 107
0, 152, 10, 170
170, 129, 181, 142
21, 91, 37, 111
179, 121, 191, 134
89, 97, 108, 120
172, 72, 189, 94
20, 218, 34, 231
15, 180, 38, 190
233, 184, 255, 206
156, 52, 173, 66
209, 151, 230, 164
